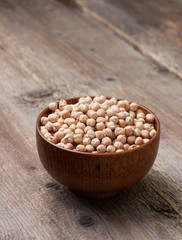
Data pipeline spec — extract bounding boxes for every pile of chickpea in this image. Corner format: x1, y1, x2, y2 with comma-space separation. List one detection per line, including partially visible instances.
40, 96, 156, 153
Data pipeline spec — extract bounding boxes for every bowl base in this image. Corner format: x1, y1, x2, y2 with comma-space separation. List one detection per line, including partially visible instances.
71, 189, 121, 199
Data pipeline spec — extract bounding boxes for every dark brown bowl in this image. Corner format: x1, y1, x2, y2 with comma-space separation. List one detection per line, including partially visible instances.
36, 97, 160, 199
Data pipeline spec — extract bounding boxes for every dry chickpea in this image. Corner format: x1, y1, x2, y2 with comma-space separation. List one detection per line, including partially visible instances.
149, 129, 156, 138
117, 135, 126, 144
100, 103, 108, 111
86, 145, 94, 152
95, 131, 106, 140
105, 100, 112, 107
127, 135, 136, 144
67, 118, 76, 126
79, 114, 88, 123
135, 121, 144, 130
97, 144, 106, 153
125, 126, 134, 136
137, 112, 145, 119
48, 102, 58, 111
109, 116, 119, 124
117, 112, 127, 119
52, 122, 61, 132
117, 100, 125, 108
75, 112, 83, 120
86, 130, 95, 139
118, 119, 126, 128
130, 102, 138, 112
44, 132, 52, 139
146, 114, 155, 123
106, 108, 116, 117
134, 128, 141, 137
64, 105, 73, 112
82, 137, 91, 146
143, 138, 150, 144
62, 133, 74, 144
110, 97, 118, 105
79, 104, 89, 113
77, 122, 85, 130
58, 118, 64, 125
114, 127, 125, 136
78, 97, 87, 104
61, 124, 68, 129
143, 123, 151, 130
123, 143, 130, 150
40, 126, 48, 135
84, 126, 94, 133
111, 105, 120, 113
69, 124, 76, 132
137, 118, 145, 124
57, 142, 65, 148
74, 134, 83, 144
90, 102, 100, 111
76, 144, 86, 152
60, 110, 70, 119
55, 109, 60, 115
54, 131, 64, 141
64, 128, 72, 135
114, 141, 123, 149
103, 128, 113, 138
45, 121, 53, 131
97, 109, 105, 117
102, 137, 112, 146
75, 128, 84, 136
129, 111, 135, 119
86, 118, 96, 127
100, 95, 106, 103
87, 110, 98, 119
124, 100, 130, 111
135, 137, 143, 145
141, 130, 149, 138
48, 113, 59, 123
41, 116, 49, 126
106, 122, 115, 130
64, 118, 71, 125
96, 117, 106, 123
116, 149, 124, 153
96, 122, 105, 131
85, 96, 92, 104
125, 116, 133, 125
128, 145, 137, 150
47, 136, 57, 144
107, 145, 116, 153
64, 143, 74, 150
91, 138, 100, 147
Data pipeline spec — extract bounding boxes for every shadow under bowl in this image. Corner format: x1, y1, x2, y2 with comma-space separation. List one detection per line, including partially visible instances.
36, 97, 160, 199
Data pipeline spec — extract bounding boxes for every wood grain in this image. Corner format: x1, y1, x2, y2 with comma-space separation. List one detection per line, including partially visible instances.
0, 0, 181, 239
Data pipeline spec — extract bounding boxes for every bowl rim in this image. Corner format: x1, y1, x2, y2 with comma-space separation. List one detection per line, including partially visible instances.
36, 96, 160, 156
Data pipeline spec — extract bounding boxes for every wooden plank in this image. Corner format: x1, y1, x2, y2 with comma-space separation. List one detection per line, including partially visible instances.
0, 0, 181, 239
75, 0, 182, 79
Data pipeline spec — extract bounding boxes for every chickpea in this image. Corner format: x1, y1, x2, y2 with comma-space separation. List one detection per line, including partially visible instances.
45, 121, 53, 131
109, 116, 119, 124
96, 122, 105, 131
41, 116, 48, 126
117, 100, 125, 108
102, 137, 112, 146
82, 137, 91, 146
134, 128, 141, 137
143, 138, 150, 144
114, 141, 123, 149
49, 102, 58, 112
146, 114, 155, 123
79, 104, 89, 113
86, 145, 94, 152
86, 118, 96, 127
135, 121, 144, 130
128, 145, 137, 150
149, 129, 156, 138
111, 105, 120, 113
141, 130, 149, 138
54, 131, 64, 141
123, 143, 130, 150
97, 109, 105, 117
118, 119, 126, 128
100, 95, 106, 103
84, 126, 94, 133
116, 149, 124, 153
76, 144, 86, 152
75, 128, 84, 136
85, 96, 92, 104
125, 126, 134, 136
69, 124, 76, 132
60, 110, 70, 119
95, 131, 106, 139
106, 108, 116, 117
137, 118, 145, 124
77, 122, 85, 130
86, 130, 95, 139
110, 97, 118, 105
105, 100, 112, 107
58, 118, 64, 125
62, 133, 74, 144
103, 128, 113, 138
74, 134, 83, 144
114, 127, 125, 136
64, 128, 72, 135
57, 142, 65, 148
117, 112, 127, 119
96, 117, 106, 123
135, 137, 143, 145
40, 126, 48, 135
127, 135, 136, 144
97, 144, 106, 153
107, 145, 116, 153
52, 122, 61, 132
90, 102, 100, 111
48, 113, 59, 123
64, 143, 74, 150
64, 105, 73, 112
100, 103, 108, 111
130, 102, 138, 112
78, 114, 88, 123
106, 122, 115, 130
61, 124, 68, 129
129, 111, 135, 119
137, 112, 145, 119
91, 138, 100, 147
87, 110, 98, 119
117, 135, 126, 144
47, 136, 57, 144
59, 99, 67, 110
124, 100, 130, 111
125, 116, 133, 125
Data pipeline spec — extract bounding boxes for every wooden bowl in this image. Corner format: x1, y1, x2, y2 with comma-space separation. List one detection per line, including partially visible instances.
36, 97, 160, 199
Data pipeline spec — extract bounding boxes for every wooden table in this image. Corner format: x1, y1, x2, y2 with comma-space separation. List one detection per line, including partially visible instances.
0, 0, 182, 239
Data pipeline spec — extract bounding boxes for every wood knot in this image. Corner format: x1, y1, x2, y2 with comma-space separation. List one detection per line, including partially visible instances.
79, 216, 95, 228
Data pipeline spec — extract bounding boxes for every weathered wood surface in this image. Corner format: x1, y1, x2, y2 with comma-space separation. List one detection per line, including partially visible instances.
0, 0, 182, 239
